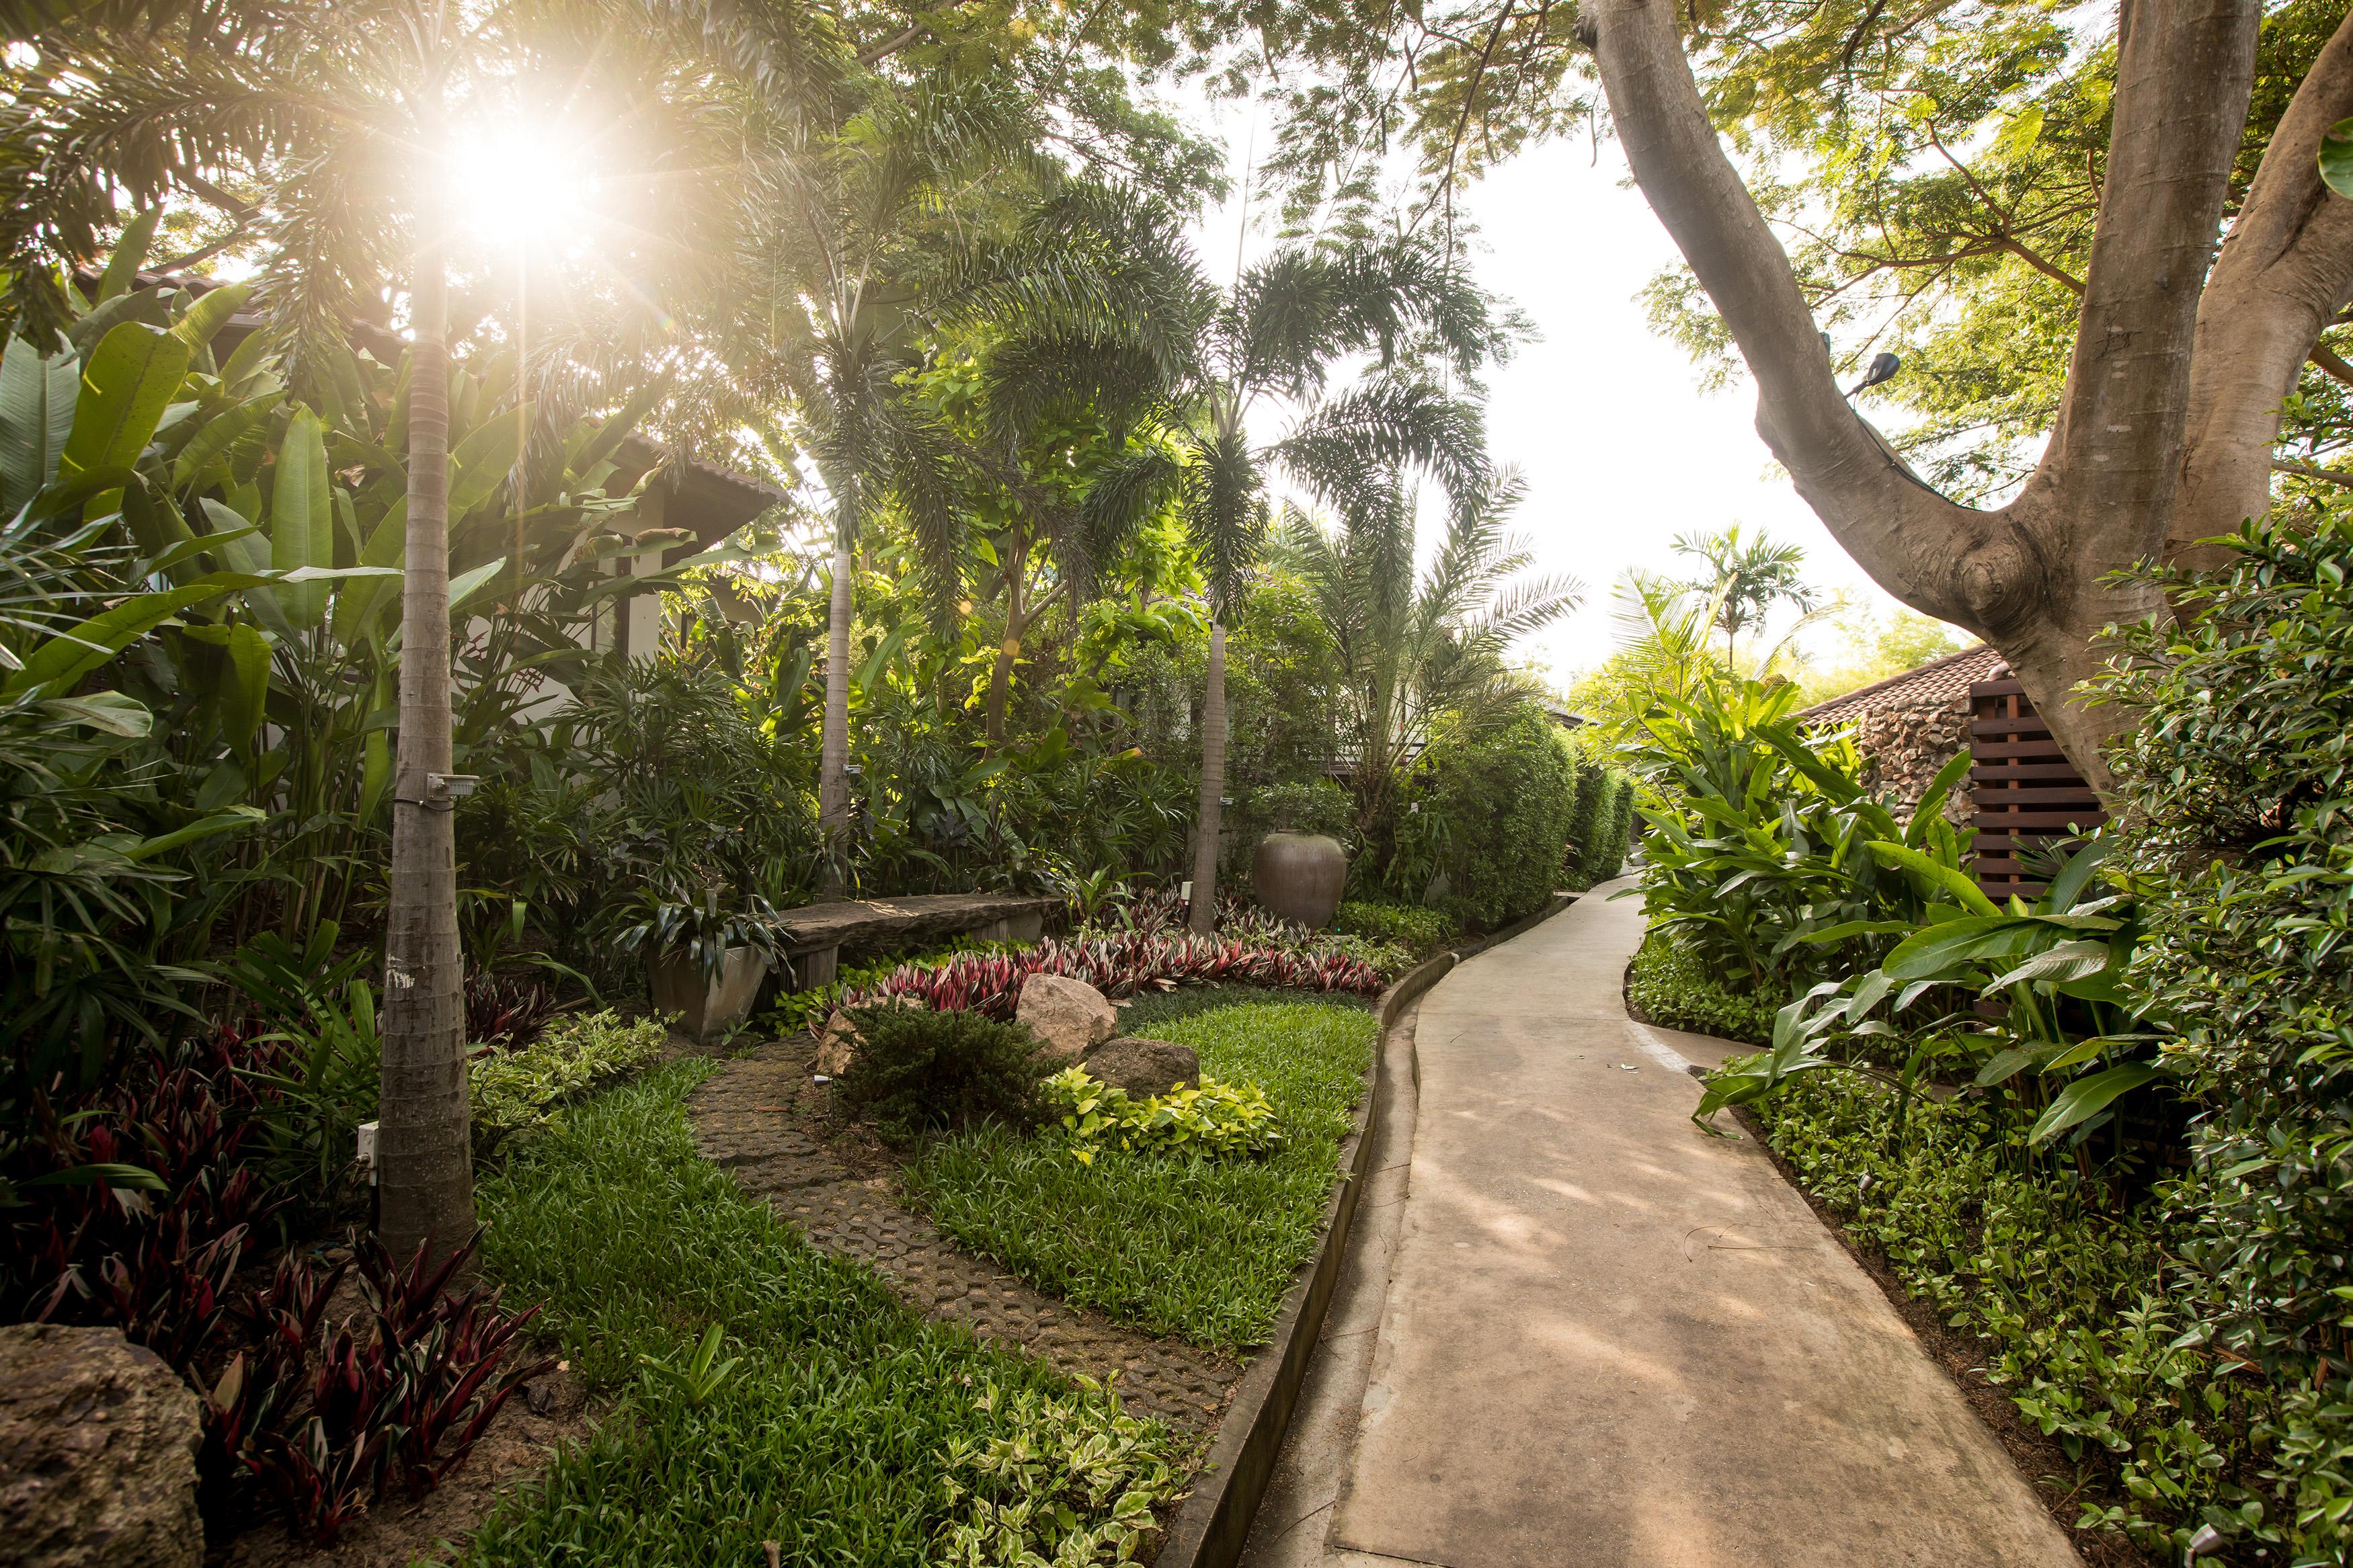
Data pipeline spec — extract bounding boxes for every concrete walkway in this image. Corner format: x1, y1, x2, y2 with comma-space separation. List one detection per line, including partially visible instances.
1247, 884, 2079, 1568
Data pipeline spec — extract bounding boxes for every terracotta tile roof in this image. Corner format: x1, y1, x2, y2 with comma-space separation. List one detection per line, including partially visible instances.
1797, 643, 2006, 723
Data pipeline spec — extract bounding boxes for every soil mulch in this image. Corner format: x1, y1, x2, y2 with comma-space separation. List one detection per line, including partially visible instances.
688, 1032, 1246, 1433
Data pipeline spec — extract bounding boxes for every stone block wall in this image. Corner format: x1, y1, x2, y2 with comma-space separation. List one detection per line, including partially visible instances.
1841, 697, 1975, 827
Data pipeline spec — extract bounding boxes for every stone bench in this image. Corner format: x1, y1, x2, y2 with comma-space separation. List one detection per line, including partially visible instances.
776, 893, 1061, 989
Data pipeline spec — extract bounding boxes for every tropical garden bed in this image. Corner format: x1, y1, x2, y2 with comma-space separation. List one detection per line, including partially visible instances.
1622, 517, 2353, 1567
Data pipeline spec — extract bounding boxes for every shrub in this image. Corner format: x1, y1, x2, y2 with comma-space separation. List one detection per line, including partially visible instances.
5, 1024, 292, 1366
1625, 933, 1778, 1045
934, 1378, 1176, 1566
470, 1010, 668, 1155
2096, 511, 2353, 1560
1416, 706, 1581, 929
1560, 763, 1609, 887
842, 928, 1384, 1018
1748, 1070, 2256, 1561
211, 1237, 549, 1543
1587, 772, 1638, 881
1334, 900, 1456, 953
1040, 1068, 1283, 1163
1245, 778, 1354, 841
835, 1006, 1050, 1147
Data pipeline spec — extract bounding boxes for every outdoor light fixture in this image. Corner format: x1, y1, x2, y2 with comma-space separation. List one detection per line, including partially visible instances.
1845, 352, 1902, 397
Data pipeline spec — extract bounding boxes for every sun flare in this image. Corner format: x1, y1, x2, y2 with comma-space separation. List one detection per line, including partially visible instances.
446, 122, 602, 255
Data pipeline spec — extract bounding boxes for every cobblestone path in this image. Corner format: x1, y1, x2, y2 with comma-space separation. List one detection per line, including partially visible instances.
689, 1040, 1243, 1432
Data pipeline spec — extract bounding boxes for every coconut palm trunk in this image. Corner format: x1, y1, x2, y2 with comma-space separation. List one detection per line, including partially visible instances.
817, 539, 854, 895
378, 190, 475, 1265
1187, 620, 1228, 935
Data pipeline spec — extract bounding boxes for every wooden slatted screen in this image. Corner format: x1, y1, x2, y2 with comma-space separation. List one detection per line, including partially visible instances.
1968, 669, 2105, 902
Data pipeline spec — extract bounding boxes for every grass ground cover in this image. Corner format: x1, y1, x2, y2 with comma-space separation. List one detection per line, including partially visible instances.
456, 1060, 1179, 1567
901, 993, 1378, 1350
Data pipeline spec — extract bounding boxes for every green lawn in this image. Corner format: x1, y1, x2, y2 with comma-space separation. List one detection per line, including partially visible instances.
901, 995, 1379, 1350
457, 1061, 1175, 1567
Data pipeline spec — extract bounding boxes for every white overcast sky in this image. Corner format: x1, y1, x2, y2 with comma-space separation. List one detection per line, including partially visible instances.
1183, 95, 1923, 684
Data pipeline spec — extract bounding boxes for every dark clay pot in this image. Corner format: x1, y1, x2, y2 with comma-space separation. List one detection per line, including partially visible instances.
1253, 831, 1348, 929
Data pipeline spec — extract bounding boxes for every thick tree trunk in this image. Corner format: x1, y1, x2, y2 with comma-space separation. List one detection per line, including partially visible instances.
1586, 0, 2270, 789
379, 202, 474, 1266
1188, 620, 1228, 936
817, 541, 853, 897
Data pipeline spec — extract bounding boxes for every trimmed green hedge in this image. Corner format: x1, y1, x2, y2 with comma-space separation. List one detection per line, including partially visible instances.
1334, 900, 1458, 953
1419, 708, 1580, 929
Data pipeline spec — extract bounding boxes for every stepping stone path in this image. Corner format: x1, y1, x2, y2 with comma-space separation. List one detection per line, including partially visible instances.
690, 1040, 1242, 1432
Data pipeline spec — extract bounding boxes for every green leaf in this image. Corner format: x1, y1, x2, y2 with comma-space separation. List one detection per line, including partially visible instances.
1984, 938, 2114, 994
0, 336, 81, 519
270, 407, 333, 627
57, 323, 191, 485
2322, 116, 2353, 201
171, 392, 276, 491
1866, 840, 1999, 917
95, 210, 163, 304
448, 557, 509, 615
1882, 915, 2038, 981
124, 805, 266, 862
15, 1161, 167, 1192
446, 403, 531, 518
38, 691, 153, 737
167, 281, 253, 353
0, 571, 268, 701
2029, 1062, 2161, 1145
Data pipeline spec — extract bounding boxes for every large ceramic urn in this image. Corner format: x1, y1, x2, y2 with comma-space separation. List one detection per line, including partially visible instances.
1252, 831, 1347, 929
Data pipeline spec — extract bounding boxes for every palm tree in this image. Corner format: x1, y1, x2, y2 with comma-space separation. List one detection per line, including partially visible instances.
1115, 237, 1514, 932
0, 0, 843, 1263
1288, 466, 1581, 835
1671, 524, 1819, 664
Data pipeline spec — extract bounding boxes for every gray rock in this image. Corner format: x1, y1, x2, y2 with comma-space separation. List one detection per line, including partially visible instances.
1084, 1036, 1201, 1098
0, 1323, 203, 1568
1015, 974, 1117, 1063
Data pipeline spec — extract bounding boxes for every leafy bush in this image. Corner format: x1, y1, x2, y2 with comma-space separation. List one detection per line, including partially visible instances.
1244, 778, 1354, 842
1041, 1068, 1283, 1162
1748, 1070, 2259, 1560
1335, 900, 1457, 953
1630, 671, 1972, 993
1625, 933, 1778, 1045
1560, 762, 1610, 887
1587, 771, 1637, 880
834, 1005, 1050, 1147
2096, 511, 2353, 1559
934, 1378, 1176, 1567
5, 1024, 291, 1364
470, 1010, 668, 1154
1414, 705, 1581, 928
209, 1238, 549, 1542
843, 927, 1384, 1017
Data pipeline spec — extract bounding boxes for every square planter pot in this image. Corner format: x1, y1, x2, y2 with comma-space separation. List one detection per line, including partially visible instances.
649, 946, 770, 1044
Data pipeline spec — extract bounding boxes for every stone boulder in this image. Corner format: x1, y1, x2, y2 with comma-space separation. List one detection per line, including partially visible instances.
813, 994, 921, 1077
0, 1323, 202, 1568
1083, 1036, 1201, 1098
1016, 974, 1117, 1063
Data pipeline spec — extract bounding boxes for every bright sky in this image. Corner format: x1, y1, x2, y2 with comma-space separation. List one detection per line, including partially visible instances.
1186, 97, 1920, 685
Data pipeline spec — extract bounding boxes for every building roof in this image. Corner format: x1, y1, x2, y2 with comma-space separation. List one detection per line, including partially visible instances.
1796, 643, 2006, 723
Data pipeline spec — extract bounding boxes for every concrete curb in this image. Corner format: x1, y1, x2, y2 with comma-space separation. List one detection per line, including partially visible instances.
1154, 889, 1581, 1568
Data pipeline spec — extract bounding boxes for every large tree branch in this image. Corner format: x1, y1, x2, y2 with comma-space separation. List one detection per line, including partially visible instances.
2174, 5, 2353, 559
1586, 0, 2015, 633
2030, 0, 2258, 568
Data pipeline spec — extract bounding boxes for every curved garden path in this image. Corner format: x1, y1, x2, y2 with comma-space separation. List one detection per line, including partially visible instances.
1250, 881, 2081, 1568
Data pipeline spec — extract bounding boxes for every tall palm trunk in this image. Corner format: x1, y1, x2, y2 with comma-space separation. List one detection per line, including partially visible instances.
817, 540, 853, 895
1187, 620, 1228, 935
379, 192, 473, 1265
